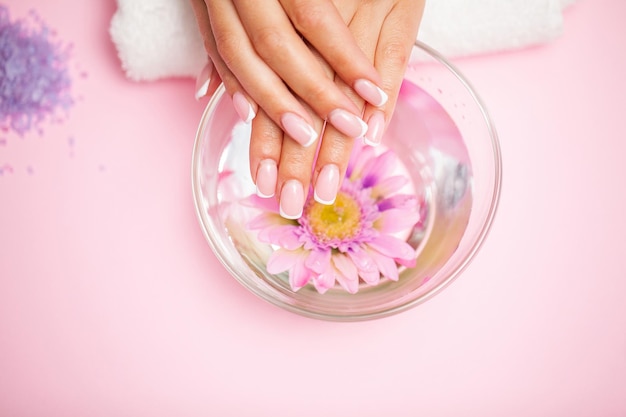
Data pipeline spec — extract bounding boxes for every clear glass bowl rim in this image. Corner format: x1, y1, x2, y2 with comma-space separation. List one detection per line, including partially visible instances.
191, 40, 503, 321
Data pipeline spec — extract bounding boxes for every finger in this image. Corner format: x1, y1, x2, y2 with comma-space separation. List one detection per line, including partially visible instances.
190, 0, 258, 121
249, 109, 283, 198
363, 1, 424, 146
278, 0, 389, 108
195, 60, 222, 101
311, 3, 386, 205
311, 123, 355, 206
276, 110, 325, 219
230, 0, 369, 140
274, 50, 332, 219
204, 0, 326, 147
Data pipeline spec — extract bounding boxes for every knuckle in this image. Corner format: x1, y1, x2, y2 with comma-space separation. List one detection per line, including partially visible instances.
289, 2, 325, 32
252, 27, 287, 57
303, 82, 331, 110
381, 39, 410, 68
319, 137, 353, 165
255, 124, 283, 148
280, 153, 311, 178
213, 31, 244, 67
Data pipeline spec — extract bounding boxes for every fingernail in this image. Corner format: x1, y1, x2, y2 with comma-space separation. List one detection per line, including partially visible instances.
279, 179, 304, 219
314, 164, 340, 205
364, 111, 385, 146
195, 61, 213, 100
354, 79, 388, 107
281, 113, 318, 147
232, 91, 256, 123
255, 159, 277, 198
328, 109, 368, 138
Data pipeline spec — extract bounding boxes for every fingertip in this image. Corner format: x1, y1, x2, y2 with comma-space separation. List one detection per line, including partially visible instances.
232, 91, 257, 123
327, 109, 368, 139
195, 61, 214, 100
279, 179, 305, 219
255, 159, 278, 198
281, 112, 319, 147
313, 164, 340, 205
354, 78, 388, 107
363, 110, 386, 147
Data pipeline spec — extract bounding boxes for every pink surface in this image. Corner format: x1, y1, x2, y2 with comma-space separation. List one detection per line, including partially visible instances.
1, 0, 625, 416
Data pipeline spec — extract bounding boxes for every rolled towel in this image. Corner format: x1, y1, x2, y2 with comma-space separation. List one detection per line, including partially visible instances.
420, 0, 569, 57
109, 0, 576, 82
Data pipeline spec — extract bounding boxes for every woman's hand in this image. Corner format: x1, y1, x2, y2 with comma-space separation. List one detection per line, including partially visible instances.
191, 0, 425, 218
190, 0, 389, 144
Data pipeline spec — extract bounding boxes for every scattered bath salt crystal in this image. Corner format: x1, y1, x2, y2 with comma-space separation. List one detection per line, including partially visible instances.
0, 6, 74, 136
68, 135, 75, 156
26, 165, 34, 175
0, 163, 14, 175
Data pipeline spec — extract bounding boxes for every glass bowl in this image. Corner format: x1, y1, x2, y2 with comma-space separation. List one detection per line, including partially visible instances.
191, 41, 502, 321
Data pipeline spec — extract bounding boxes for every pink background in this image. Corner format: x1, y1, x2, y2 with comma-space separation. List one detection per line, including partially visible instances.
1, 0, 625, 416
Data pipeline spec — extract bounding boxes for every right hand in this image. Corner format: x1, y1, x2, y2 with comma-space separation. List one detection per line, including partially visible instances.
190, 0, 388, 145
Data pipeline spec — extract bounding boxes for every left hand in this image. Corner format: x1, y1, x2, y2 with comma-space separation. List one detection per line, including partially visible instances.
249, 0, 425, 219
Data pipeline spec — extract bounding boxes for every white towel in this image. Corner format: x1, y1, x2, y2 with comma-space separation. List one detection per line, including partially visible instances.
109, 0, 576, 82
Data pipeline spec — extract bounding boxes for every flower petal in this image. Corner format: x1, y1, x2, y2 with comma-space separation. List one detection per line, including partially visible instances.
332, 253, 358, 281
247, 212, 290, 230
304, 249, 332, 274
366, 247, 399, 281
367, 235, 416, 264
266, 225, 303, 250
347, 247, 380, 284
334, 272, 360, 294
375, 208, 421, 234
332, 254, 360, 294
377, 194, 419, 212
290, 257, 313, 291
359, 268, 380, 285
255, 224, 280, 243
371, 175, 409, 198
312, 271, 336, 294
241, 194, 281, 213
266, 248, 302, 274
362, 150, 397, 188
348, 145, 377, 181
395, 257, 416, 268
346, 140, 366, 177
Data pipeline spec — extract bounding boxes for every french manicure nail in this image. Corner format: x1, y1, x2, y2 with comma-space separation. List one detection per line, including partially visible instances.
255, 159, 277, 198
279, 179, 304, 219
354, 79, 388, 107
232, 91, 256, 123
281, 113, 318, 147
364, 111, 385, 146
328, 109, 368, 138
195, 61, 213, 100
314, 164, 340, 205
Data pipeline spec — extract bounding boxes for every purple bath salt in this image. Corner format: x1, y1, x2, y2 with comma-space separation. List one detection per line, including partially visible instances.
0, 6, 73, 136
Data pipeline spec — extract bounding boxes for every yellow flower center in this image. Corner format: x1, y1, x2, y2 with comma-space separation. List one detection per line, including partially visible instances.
306, 192, 361, 241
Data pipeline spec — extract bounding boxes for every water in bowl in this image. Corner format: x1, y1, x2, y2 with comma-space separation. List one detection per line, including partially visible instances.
204, 77, 472, 296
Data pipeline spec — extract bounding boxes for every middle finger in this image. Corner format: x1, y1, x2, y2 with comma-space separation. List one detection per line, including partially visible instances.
232, 0, 368, 139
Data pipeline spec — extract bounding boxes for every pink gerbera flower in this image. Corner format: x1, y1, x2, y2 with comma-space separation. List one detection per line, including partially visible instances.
247, 142, 422, 294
